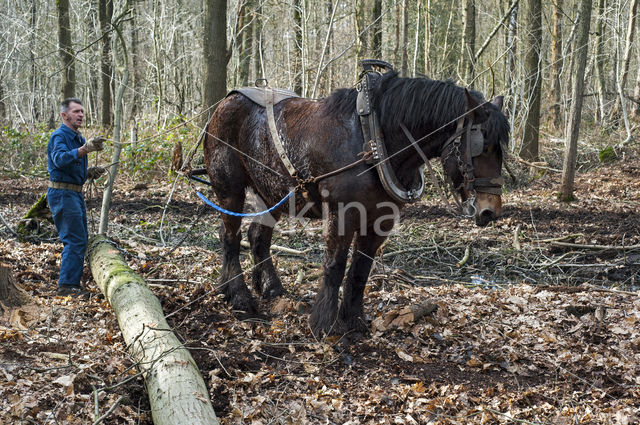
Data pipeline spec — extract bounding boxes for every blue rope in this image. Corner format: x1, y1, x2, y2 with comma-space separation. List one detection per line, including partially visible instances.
196, 190, 293, 217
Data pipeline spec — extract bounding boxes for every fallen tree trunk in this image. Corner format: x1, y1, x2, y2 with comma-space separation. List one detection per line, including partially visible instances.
87, 235, 219, 425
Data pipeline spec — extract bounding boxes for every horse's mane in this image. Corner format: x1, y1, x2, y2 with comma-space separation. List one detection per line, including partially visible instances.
323, 71, 509, 148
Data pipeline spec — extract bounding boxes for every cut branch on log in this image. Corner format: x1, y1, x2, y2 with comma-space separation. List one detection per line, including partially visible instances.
87, 235, 219, 425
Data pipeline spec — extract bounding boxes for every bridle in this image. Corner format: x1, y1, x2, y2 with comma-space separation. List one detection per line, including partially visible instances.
401, 113, 504, 216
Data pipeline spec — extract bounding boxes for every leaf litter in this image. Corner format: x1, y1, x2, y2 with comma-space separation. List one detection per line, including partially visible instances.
0, 150, 639, 424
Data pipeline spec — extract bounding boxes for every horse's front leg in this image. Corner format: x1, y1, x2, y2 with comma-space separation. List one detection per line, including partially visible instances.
339, 228, 389, 334
248, 218, 286, 298
309, 212, 355, 337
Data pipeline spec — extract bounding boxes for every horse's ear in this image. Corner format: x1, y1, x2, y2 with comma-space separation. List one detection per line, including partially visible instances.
492, 95, 504, 111
465, 89, 488, 124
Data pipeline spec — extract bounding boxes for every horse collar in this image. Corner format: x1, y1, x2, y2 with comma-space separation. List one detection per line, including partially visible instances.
357, 71, 425, 204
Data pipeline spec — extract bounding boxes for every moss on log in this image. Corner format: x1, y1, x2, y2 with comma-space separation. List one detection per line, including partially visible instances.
87, 234, 219, 425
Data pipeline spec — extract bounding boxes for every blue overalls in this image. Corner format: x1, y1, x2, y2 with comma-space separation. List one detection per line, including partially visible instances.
47, 124, 88, 287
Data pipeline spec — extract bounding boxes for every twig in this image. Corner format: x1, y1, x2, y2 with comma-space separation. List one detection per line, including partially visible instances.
0, 210, 18, 238
456, 245, 471, 268
512, 156, 562, 172
382, 246, 436, 258
239, 240, 310, 256
581, 283, 638, 296
513, 224, 521, 251
550, 241, 640, 250
92, 395, 124, 425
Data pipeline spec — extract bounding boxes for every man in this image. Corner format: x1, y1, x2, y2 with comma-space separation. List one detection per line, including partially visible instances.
47, 98, 105, 298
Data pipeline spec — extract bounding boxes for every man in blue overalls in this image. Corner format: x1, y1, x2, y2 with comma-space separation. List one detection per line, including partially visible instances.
47, 98, 105, 298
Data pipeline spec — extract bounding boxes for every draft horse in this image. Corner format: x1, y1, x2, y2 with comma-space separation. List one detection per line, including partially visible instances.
202, 69, 509, 337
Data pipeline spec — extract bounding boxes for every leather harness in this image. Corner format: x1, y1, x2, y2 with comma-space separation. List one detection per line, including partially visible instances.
229, 64, 503, 214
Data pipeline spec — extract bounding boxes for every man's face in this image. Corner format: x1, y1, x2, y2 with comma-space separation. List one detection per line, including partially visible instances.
61, 102, 84, 131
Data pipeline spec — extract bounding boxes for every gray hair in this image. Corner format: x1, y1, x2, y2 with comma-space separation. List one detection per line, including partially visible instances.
60, 98, 83, 113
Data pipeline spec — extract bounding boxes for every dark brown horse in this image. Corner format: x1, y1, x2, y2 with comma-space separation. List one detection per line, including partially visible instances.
203, 70, 509, 336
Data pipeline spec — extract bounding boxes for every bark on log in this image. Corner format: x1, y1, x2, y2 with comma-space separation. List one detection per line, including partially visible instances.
87, 235, 219, 425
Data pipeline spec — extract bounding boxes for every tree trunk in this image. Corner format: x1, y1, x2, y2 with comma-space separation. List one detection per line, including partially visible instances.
560, 0, 593, 201
87, 235, 219, 425
99, 11, 129, 235
238, 0, 254, 87
129, 1, 141, 120
30, 0, 39, 122
549, 0, 563, 130
633, 8, 640, 117
355, 0, 368, 63
57, 0, 76, 99
505, 3, 518, 111
521, 0, 541, 162
152, 0, 164, 125
371, 0, 382, 59
401, 0, 409, 75
99, 0, 113, 128
202, 0, 229, 125
0, 82, 6, 125
0, 264, 31, 313
293, 0, 303, 95
612, 0, 639, 117
595, 0, 607, 122
461, 0, 476, 84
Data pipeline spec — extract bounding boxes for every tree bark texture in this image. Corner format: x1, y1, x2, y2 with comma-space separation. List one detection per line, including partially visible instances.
461, 0, 476, 83
595, 0, 607, 121
57, 0, 76, 99
371, 0, 382, 59
549, 0, 563, 130
99, 0, 113, 127
612, 0, 639, 116
521, 0, 542, 161
0, 263, 31, 311
561, 0, 593, 200
203, 0, 229, 121
87, 235, 219, 425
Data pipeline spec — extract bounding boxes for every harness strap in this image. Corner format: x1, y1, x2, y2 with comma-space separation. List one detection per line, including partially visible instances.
399, 123, 453, 211
265, 87, 298, 177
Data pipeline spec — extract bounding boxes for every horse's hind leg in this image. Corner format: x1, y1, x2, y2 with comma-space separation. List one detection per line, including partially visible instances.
216, 191, 257, 314
248, 218, 285, 298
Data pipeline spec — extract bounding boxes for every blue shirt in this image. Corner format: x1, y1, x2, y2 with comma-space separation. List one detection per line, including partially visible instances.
47, 123, 87, 185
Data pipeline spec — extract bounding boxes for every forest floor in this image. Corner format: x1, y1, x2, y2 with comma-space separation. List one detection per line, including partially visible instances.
1, 147, 639, 424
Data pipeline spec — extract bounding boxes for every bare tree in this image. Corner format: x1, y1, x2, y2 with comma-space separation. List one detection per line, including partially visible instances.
595, 0, 607, 122
202, 0, 229, 121
57, 0, 76, 99
549, 0, 563, 130
461, 0, 476, 83
401, 0, 409, 75
521, 0, 542, 161
560, 0, 593, 201
99, 0, 114, 127
372, 0, 382, 59
611, 0, 639, 117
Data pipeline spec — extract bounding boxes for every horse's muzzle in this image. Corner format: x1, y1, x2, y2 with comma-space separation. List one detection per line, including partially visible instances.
474, 193, 502, 227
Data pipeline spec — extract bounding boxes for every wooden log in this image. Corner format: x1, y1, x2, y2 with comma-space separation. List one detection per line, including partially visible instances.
87, 235, 219, 425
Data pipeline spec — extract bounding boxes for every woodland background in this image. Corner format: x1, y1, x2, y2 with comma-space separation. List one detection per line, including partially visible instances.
1, 1, 640, 424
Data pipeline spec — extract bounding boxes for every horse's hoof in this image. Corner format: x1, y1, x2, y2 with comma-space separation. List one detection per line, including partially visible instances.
264, 283, 286, 299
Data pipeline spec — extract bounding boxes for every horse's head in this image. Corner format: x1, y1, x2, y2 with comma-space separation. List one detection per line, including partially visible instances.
441, 92, 509, 227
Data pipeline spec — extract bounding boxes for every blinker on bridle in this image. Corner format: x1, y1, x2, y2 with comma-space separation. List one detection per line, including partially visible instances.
400, 113, 504, 215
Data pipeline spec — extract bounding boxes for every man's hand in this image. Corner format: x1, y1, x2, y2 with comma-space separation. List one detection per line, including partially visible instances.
82, 136, 106, 153
87, 166, 107, 180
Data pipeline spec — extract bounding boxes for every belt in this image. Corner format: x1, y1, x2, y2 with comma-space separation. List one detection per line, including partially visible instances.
48, 181, 83, 192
